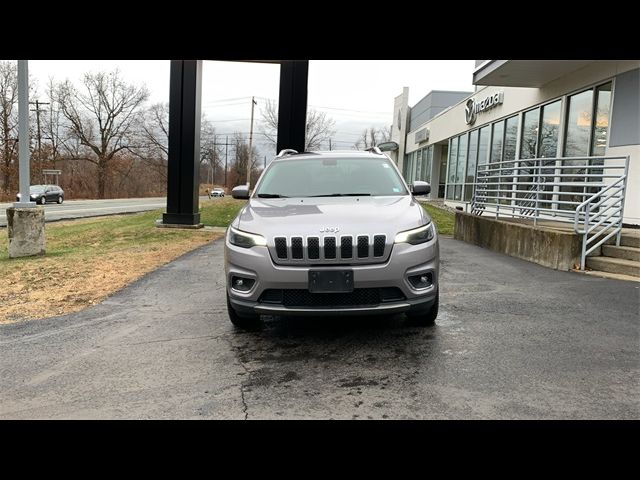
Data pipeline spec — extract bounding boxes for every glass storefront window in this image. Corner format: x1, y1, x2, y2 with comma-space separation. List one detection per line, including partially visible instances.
465, 129, 479, 201
564, 89, 593, 157
403, 152, 411, 179
477, 126, 490, 165
456, 134, 467, 184
439, 144, 448, 198
592, 82, 612, 156
422, 146, 433, 183
520, 108, 540, 159
446, 137, 458, 199
455, 134, 467, 201
539, 100, 561, 158
503, 116, 518, 162
490, 121, 504, 164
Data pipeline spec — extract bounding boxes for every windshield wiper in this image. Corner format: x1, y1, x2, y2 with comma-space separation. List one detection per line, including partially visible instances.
257, 193, 288, 198
310, 193, 371, 197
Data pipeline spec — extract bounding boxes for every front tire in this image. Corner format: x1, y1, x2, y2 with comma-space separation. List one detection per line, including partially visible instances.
40, 196, 46, 205
226, 293, 261, 329
406, 289, 439, 326
57, 196, 63, 204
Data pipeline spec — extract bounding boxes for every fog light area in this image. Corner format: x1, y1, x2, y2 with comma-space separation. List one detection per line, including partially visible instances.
408, 272, 432, 289
231, 276, 255, 292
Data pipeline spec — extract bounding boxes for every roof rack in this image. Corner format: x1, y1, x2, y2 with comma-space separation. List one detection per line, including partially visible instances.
276, 149, 299, 157
364, 146, 383, 155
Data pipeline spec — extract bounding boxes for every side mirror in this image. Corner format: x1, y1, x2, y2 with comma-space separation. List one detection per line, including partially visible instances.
377, 141, 399, 152
231, 185, 250, 199
411, 181, 431, 196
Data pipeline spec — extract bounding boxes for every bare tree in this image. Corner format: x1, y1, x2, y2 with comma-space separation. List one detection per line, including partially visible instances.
354, 126, 391, 150
0, 61, 18, 193
55, 69, 149, 198
134, 102, 170, 182
230, 132, 261, 186
258, 99, 336, 151
43, 77, 65, 167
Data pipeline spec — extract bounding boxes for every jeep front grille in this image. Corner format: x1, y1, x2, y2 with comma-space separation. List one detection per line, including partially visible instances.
275, 237, 287, 259
271, 235, 389, 264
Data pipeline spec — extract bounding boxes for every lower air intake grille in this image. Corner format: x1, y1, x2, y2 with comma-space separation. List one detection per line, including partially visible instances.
259, 288, 405, 308
284, 288, 380, 307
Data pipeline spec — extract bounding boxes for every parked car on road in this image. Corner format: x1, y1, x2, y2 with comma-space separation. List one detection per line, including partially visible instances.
209, 188, 225, 198
225, 148, 439, 329
16, 185, 64, 205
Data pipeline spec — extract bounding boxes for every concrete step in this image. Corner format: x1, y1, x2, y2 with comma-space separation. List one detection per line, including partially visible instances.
573, 269, 640, 283
621, 234, 640, 248
586, 256, 640, 277
603, 233, 639, 248
602, 245, 640, 262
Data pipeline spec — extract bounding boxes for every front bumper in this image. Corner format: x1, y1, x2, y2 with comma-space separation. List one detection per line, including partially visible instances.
225, 232, 439, 316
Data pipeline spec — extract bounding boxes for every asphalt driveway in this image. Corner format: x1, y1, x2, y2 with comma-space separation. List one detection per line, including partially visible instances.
1, 237, 638, 419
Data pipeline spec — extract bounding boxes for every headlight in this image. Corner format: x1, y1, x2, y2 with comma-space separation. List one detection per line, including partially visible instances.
395, 223, 435, 245
228, 226, 267, 248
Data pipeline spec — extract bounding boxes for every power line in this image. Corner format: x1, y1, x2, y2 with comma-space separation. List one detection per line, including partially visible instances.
251, 96, 392, 116
202, 96, 253, 104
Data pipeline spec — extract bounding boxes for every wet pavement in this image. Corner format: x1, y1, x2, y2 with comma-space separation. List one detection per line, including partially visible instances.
1, 237, 638, 419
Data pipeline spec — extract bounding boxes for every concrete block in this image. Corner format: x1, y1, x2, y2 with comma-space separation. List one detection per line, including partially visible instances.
454, 211, 582, 271
6, 207, 46, 258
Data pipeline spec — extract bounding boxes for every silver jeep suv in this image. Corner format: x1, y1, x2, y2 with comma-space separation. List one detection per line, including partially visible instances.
224, 148, 439, 328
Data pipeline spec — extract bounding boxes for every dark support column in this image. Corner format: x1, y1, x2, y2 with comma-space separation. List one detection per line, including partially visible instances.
163, 60, 203, 226
277, 61, 309, 154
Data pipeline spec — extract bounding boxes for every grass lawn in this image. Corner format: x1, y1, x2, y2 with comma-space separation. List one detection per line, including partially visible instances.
0, 198, 246, 324
421, 203, 455, 236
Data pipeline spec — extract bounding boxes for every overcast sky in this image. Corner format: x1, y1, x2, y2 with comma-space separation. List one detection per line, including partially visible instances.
24, 60, 475, 156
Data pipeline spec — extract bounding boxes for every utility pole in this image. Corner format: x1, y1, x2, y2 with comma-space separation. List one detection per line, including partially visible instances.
329, 138, 332, 151
15, 60, 32, 208
30, 99, 50, 180
225, 135, 228, 187
213, 136, 217, 185
247, 97, 257, 188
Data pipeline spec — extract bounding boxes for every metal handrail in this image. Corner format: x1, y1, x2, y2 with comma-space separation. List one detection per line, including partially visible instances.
469, 155, 630, 270
573, 179, 625, 233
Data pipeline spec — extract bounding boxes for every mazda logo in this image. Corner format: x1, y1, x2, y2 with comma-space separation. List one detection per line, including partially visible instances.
465, 98, 476, 125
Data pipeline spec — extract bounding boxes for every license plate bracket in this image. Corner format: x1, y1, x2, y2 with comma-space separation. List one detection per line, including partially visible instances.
308, 270, 353, 293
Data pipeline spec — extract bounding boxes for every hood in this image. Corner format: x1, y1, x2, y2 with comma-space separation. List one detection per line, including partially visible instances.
234, 195, 430, 239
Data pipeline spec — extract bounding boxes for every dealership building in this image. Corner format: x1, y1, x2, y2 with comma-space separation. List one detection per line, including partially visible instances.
388, 60, 640, 225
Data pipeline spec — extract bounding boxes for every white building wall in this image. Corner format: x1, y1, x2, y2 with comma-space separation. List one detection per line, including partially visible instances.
606, 145, 640, 224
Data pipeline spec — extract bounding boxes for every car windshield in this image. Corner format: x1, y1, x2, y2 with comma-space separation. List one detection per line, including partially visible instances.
30, 186, 45, 193
255, 157, 409, 198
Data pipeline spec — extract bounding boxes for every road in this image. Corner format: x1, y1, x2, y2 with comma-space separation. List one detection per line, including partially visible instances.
0, 238, 638, 419
0, 197, 208, 227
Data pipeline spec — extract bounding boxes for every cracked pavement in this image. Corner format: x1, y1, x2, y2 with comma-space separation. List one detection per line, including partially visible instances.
1, 238, 638, 419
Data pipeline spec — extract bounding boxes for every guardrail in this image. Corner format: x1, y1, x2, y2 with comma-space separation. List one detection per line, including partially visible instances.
470, 155, 630, 269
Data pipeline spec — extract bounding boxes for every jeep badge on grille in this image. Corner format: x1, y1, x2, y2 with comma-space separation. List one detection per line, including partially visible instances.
319, 227, 340, 233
